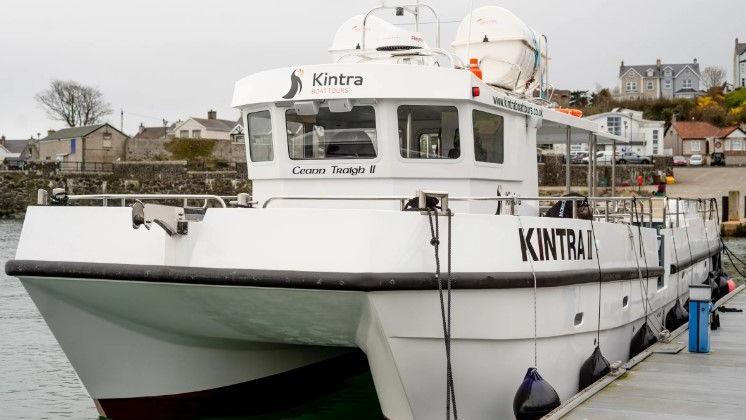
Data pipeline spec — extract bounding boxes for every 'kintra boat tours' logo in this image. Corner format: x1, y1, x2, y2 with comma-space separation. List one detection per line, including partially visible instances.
282, 69, 304, 99
282, 69, 365, 98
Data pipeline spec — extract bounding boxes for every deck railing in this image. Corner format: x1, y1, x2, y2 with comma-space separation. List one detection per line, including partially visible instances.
37, 189, 718, 228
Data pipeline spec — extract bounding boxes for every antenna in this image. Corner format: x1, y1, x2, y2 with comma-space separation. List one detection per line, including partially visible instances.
465, 0, 474, 59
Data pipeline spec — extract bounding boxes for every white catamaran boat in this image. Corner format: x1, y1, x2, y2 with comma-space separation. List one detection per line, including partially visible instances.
6, 4, 723, 420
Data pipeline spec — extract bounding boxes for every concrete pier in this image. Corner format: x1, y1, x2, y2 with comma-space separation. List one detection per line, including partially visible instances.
549, 286, 746, 419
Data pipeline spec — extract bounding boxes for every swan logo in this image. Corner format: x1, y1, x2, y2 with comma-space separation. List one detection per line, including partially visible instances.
282, 69, 304, 99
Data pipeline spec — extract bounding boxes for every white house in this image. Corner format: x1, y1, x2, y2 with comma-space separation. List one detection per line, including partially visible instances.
172, 110, 237, 140
585, 108, 665, 155
735, 38, 746, 89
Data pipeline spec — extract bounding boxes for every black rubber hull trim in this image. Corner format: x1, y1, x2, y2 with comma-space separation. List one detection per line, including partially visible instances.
6, 259, 664, 291
669, 242, 722, 274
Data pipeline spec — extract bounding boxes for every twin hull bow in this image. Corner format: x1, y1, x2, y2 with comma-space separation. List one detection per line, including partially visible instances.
9, 206, 719, 419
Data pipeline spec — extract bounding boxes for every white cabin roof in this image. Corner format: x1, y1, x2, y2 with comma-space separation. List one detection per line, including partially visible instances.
232, 63, 611, 145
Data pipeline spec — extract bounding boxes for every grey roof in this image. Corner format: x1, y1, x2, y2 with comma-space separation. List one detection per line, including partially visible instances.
133, 126, 169, 140
737, 42, 746, 56
40, 123, 127, 141
619, 62, 700, 78
41, 124, 105, 141
2, 139, 29, 154
192, 118, 236, 132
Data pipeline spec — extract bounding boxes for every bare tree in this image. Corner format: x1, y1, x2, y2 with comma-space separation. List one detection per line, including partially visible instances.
35, 80, 112, 127
701, 66, 726, 90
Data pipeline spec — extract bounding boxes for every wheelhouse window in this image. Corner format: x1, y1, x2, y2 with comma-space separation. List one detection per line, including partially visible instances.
397, 105, 459, 159
247, 110, 274, 162
286, 106, 377, 160
473, 110, 504, 163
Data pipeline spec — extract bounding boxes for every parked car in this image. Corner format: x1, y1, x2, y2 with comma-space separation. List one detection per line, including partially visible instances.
672, 155, 688, 166
570, 151, 588, 164
616, 152, 652, 164
581, 151, 617, 164
689, 154, 703, 166
711, 152, 726, 166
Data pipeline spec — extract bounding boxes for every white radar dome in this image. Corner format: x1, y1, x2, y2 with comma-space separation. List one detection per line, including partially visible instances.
451, 6, 547, 94
329, 14, 428, 63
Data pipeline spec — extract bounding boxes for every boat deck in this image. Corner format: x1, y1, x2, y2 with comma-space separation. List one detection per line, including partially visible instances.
552, 286, 746, 420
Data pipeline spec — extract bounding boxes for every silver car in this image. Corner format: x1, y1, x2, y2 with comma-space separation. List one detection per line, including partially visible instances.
689, 154, 703, 166
616, 152, 652, 164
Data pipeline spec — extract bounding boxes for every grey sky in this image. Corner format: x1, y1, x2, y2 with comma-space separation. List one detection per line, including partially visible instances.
0, 0, 742, 139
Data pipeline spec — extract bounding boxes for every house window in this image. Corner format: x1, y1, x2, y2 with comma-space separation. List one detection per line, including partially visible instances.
664, 80, 672, 89
646, 69, 654, 77
646, 81, 654, 90
625, 81, 637, 92
473, 110, 504, 164
664, 69, 672, 77
179, 130, 189, 138
607, 116, 622, 135
690, 140, 701, 152
103, 139, 112, 149
247, 110, 274, 162
652, 130, 659, 154
192, 130, 201, 139
398, 106, 460, 159
682, 79, 692, 89
70, 138, 76, 154
733, 139, 744, 151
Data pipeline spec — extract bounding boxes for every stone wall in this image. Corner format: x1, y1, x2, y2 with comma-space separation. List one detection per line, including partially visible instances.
126, 138, 246, 164
0, 161, 251, 219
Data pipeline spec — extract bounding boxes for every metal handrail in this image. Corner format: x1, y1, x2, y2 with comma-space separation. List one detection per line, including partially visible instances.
66, 194, 228, 208
361, 2, 441, 50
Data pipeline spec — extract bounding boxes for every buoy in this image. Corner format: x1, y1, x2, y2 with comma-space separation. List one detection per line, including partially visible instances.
513, 367, 561, 420
665, 299, 688, 331
716, 275, 730, 301
727, 278, 736, 293
629, 321, 657, 358
578, 345, 610, 391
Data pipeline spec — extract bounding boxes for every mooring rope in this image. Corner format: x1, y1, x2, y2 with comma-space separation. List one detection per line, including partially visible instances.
426, 208, 458, 420
589, 216, 603, 345
516, 216, 539, 368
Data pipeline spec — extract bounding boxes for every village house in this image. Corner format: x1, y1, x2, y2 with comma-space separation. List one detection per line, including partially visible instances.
735, 38, 746, 89
34, 123, 129, 170
617, 59, 702, 100
132, 122, 177, 140
664, 121, 746, 165
0, 136, 32, 169
586, 108, 665, 155
172, 110, 236, 140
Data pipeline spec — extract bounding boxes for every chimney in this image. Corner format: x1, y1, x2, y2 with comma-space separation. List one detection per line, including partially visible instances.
47, 129, 56, 137
621, 60, 624, 67
656, 58, 661, 67
138, 123, 145, 133
0, 135, 5, 147
693, 58, 697, 64
207, 110, 217, 120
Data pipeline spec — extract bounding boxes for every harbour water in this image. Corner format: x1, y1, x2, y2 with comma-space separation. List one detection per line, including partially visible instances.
1, 218, 745, 419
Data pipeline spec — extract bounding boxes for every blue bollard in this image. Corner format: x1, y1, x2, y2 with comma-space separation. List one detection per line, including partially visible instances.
688, 285, 712, 353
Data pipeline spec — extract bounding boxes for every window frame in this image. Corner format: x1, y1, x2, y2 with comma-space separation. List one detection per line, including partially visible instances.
396, 104, 461, 161
245, 108, 276, 164
690, 140, 701, 152
646, 80, 654, 90
472, 108, 505, 166
192, 129, 201, 139
284, 104, 379, 161
393, 101, 462, 166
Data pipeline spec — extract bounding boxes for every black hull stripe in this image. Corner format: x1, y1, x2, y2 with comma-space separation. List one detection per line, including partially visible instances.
6, 259, 664, 290
669, 243, 722, 274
